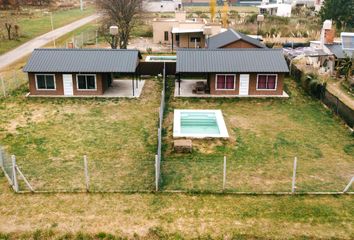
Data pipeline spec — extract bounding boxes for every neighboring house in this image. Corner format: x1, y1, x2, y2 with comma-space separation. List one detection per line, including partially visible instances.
257, 0, 292, 17
152, 11, 224, 50
143, 0, 182, 12
175, 48, 289, 97
207, 28, 266, 49
23, 49, 143, 97
309, 21, 353, 74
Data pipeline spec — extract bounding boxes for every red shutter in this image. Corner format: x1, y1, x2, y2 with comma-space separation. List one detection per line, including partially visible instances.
258, 75, 267, 89
267, 75, 276, 89
226, 75, 235, 89
217, 75, 226, 89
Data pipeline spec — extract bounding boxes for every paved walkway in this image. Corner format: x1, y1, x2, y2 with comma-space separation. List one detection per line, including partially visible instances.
0, 14, 99, 71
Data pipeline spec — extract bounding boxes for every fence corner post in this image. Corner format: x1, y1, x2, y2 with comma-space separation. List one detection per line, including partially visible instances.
11, 155, 19, 192
343, 177, 354, 193
83, 155, 89, 192
292, 156, 297, 194
0, 147, 3, 169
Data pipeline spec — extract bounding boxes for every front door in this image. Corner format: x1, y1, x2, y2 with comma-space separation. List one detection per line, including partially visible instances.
63, 74, 73, 96
239, 74, 250, 96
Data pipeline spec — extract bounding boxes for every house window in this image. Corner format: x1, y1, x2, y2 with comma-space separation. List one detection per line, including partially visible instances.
257, 74, 277, 90
190, 37, 201, 42
216, 74, 236, 90
35, 74, 56, 90
175, 34, 180, 42
164, 31, 169, 41
77, 74, 96, 90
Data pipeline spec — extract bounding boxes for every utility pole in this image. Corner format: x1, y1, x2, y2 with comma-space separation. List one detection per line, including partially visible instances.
50, 12, 56, 47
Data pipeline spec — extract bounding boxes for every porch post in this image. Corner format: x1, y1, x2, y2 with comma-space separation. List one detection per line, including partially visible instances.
136, 74, 139, 88
132, 74, 135, 97
187, 33, 190, 48
178, 74, 181, 96
171, 32, 174, 53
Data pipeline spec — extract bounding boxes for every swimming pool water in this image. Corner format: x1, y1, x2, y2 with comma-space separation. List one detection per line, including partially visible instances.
180, 112, 220, 135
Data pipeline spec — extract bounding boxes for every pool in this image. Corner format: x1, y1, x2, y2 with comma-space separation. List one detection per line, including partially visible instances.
145, 55, 177, 62
173, 110, 229, 138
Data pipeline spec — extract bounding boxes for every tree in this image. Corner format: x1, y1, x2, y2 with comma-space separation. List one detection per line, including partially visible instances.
210, 0, 216, 22
96, 0, 143, 49
1, 12, 17, 40
319, 0, 354, 30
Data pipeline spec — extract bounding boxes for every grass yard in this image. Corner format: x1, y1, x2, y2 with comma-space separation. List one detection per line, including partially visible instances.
162, 78, 354, 192
0, 7, 95, 54
0, 176, 353, 239
0, 80, 160, 192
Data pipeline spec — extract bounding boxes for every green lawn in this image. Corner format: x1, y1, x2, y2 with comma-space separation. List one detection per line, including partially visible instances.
0, 175, 353, 239
0, 7, 95, 54
0, 80, 160, 192
162, 78, 354, 193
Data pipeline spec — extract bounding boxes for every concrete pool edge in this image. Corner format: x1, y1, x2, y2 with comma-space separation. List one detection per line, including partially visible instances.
173, 109, 229, 138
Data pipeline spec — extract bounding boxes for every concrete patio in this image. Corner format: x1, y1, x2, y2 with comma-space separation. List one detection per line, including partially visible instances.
104, 79, 145, 98
174, 79, 289, 98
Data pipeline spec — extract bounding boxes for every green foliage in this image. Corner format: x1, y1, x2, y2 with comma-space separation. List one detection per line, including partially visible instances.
319, 0, 354, 30
245, 13, 257, 24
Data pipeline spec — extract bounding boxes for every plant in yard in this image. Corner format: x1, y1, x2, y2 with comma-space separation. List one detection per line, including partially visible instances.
146, 47, 152, 54
336, 55, 353, 86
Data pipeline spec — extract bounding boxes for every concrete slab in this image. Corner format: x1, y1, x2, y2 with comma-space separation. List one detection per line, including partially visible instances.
174, 79, 289, 98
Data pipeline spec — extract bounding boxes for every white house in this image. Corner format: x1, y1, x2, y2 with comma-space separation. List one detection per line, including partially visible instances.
257, 0, 292, 17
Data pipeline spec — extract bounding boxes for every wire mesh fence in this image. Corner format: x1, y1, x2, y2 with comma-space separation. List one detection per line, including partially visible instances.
57, 30, 98, 49
160, 155, 353, 194
0, 69, 28, 97
0, 148, 14, 187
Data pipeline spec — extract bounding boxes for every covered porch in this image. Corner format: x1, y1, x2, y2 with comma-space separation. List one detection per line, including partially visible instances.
103, 79, 145, 98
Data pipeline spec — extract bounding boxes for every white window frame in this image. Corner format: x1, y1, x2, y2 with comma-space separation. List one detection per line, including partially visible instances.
215, 74, 236, 91
256, 74, 278, 91
76, 74, 97, 91
35, 74, 56, 91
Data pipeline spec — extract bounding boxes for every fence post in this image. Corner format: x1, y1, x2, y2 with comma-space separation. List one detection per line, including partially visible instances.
0, 147, 3, 169
155, 155, 159, 191
11, 155, 19, 192
1, 76, 6, 97
222, 156, 227, 191
343, 177, 354, 193
292, 157, 297, 193
83, 155, 89, 192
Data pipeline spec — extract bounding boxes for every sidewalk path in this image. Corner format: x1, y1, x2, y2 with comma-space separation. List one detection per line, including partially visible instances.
0, 14, 99, 70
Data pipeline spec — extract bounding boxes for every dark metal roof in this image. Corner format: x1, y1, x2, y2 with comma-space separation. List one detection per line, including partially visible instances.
176, 48, 289, 73
23, 48, 142, 73
207, 29, 266, 49
325, 44, 352, 59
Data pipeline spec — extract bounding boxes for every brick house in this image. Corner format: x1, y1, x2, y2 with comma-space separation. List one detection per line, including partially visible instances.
23, 49, 143, 97
175, 48, 289, 97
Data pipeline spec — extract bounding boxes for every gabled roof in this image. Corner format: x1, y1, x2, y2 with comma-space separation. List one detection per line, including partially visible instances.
23, 48, 142, 73
176, 48, 289, 73
207, 29, 266, 49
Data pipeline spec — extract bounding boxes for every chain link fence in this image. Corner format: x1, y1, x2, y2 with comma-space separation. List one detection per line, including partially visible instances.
57, 30, 98, 49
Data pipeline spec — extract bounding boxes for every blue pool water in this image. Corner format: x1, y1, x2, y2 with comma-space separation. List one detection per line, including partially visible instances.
180, 112, 220, 135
